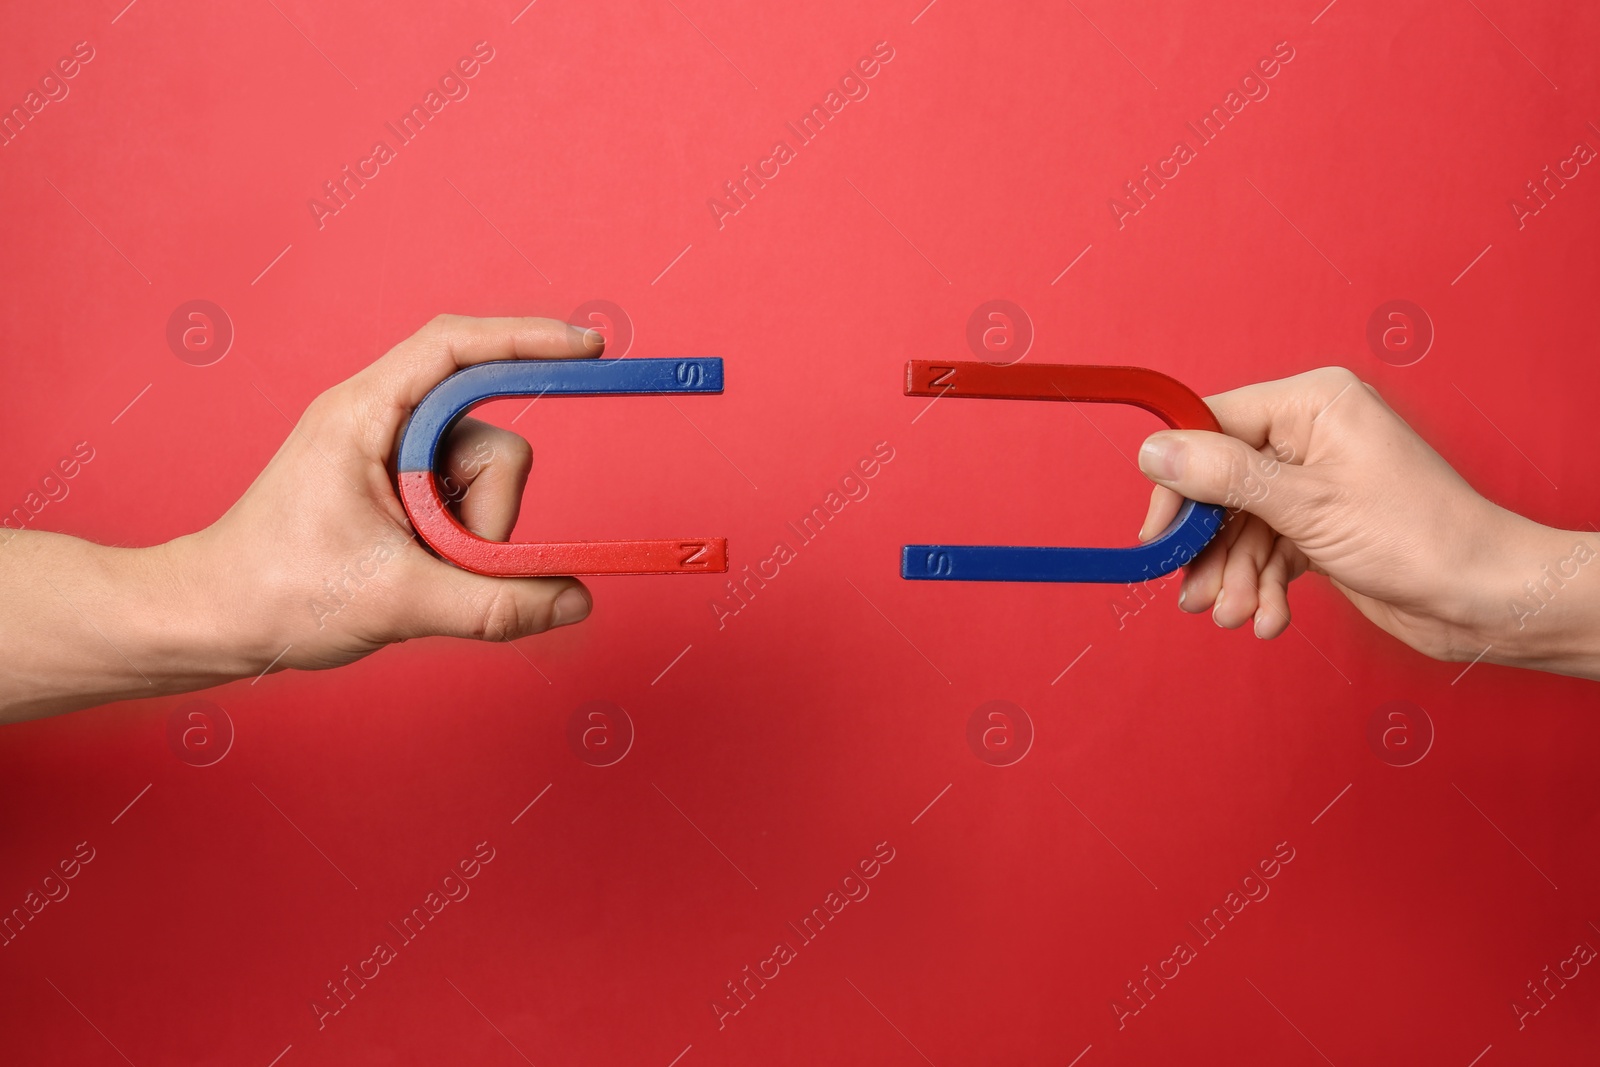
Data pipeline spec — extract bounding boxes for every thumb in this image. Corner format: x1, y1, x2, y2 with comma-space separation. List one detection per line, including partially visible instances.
1137, 429, 1315, 534
395, 561, 592, 642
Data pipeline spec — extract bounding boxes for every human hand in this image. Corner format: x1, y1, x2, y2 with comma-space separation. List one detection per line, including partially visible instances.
176, 314, 603, 676
1136, 367, 1599, 677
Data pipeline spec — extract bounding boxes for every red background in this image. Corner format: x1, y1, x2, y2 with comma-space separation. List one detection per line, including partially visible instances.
3, 1, 1599, 1064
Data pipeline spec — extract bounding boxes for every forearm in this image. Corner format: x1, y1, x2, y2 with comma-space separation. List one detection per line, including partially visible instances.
0, 530, 260, 722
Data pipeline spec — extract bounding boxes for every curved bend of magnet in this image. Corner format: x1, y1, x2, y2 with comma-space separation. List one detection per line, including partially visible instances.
899, 360, 1229, 584
397, 358, 728, 576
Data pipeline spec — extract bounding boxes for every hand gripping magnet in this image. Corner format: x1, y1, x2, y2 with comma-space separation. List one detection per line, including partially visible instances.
397, 358, 728, 576
900, 361, 1228, 583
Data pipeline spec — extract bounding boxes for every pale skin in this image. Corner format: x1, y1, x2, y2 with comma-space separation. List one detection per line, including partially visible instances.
0, 331, 1593, 726
1136, 366, 1600, 680
0, 315, 600, 723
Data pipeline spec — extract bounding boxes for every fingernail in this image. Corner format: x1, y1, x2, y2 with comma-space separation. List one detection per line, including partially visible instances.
1212, 588, 1225, 625
1178, 588, 1187, 610
1254, 610, 1266, 638
552, 587, 591, 628
582, 328, 605, 350
1139, 436, 1186, 483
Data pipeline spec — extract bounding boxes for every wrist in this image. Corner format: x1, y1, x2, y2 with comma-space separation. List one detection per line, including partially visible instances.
106, 537, 258, 695
1468, 517, 1600, 678
153, 529, 291, 683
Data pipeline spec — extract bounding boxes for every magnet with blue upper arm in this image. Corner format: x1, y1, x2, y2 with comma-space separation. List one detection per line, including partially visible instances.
397, 358, 729, 577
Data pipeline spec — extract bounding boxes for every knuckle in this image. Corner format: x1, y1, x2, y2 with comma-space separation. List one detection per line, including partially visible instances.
472, 586, 548, 641
302, 384, 352, 435
1216, 443, 1257, 497
1304, 366, 1381, 423
1305, 475, 1344, 513
501, 433, 533, 474
423, 313, 465, 345
1312, 365, 1361, 388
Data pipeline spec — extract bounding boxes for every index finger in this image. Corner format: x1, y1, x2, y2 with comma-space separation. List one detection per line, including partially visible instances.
361, 314, 604, 414
348, 314, 603, 457
1202, 366, 1365, 460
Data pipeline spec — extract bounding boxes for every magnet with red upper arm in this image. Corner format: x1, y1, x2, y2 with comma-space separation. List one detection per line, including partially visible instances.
899, 360, 1228, 583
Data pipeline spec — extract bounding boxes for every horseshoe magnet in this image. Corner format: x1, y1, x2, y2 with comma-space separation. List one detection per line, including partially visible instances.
900, 360, 1228, 583
397, 358, 728, 576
